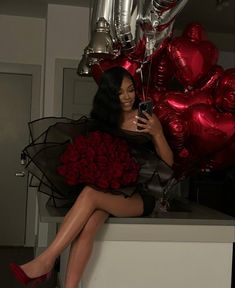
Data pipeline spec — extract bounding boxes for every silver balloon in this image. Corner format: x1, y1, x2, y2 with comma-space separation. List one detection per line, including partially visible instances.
139, 0, 188, 29
88, 17, 114, 58
154, 0, 189, 27
77, 48, 91, 77
91, 0, 116, 40
137, 0, 189, 55
78, 0, 189, 74
114, 0, 138, 50
77, 0, 115, 76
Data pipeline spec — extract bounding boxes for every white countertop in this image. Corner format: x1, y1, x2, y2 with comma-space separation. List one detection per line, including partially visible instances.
38, 193, 235, 243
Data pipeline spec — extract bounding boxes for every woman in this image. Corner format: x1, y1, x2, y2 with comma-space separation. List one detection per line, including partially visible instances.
10, 66, 174, 287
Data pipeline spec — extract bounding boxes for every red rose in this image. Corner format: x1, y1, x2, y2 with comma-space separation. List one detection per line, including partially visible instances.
112, 162, 123, 178
95, 145, 107, 156
57, 131, 140, 189
60, 143, 79, 163
85, 147, 96, 161
97, 177, 109, 189
110, 180, 120, 189
74, 135, 87, 152
89, 131, 102, 144
77, 158, 88, 170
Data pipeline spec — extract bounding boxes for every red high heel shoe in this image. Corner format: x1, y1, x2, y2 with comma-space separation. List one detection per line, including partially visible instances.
9, 262, 51, 287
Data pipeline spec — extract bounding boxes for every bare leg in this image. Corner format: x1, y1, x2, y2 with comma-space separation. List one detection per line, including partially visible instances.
64, 209, 109, 288
20, 187, 143, 278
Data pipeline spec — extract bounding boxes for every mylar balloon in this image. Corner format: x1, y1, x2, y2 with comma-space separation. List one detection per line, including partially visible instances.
91, 56, 140, 84
162, 90, 213, 113
154, 102, 188, 153
167, 36, 218, 88
151, 51, 174, 89
186, 104, 235, 157
215, 68, 235, 114
183, 22, 207, 43
196, 65, 224, 92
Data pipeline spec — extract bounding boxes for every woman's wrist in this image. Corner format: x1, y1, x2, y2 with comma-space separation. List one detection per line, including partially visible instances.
152, 130, 164, 142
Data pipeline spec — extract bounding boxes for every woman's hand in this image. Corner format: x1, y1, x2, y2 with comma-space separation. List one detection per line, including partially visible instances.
135, 111, 163, 137
134, 111, 174, 167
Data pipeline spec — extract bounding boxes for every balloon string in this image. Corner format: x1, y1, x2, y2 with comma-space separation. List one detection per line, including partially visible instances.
139, 66, 146, 101
140, 53, 153, 101
145, 56, 153, 100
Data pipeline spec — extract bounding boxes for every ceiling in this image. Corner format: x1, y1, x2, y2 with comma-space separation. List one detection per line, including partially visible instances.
0, 0, 234, 35
175, 0, 235, 34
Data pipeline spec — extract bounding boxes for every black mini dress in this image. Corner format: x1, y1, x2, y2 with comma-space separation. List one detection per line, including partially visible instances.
23, 116, 176, 216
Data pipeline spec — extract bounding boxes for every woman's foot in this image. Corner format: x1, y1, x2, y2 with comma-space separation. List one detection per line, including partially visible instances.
9, 262, 52, 286
19, 256, 53, 279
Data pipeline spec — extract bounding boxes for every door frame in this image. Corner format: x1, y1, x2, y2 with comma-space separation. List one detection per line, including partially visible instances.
54, 58, 79, 116
0, 62, 42, 246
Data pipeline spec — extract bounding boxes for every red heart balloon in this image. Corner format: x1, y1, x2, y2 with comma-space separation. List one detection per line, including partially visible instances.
150, 51, 174, 89
91, 56, 140, 84
183, 22, 208, 43
199, 41, 219, 71
215, 68, 235, 114
196, 65, 224, 92
146, 87, 165, 104
154, 103, 188, 153
186, 104, 235, 157
162, 90, 213, 113
168, 37, 218, 88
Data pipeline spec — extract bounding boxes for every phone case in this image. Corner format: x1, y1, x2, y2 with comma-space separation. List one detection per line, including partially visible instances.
137, 100, 153, 130
138, 100, 153, 118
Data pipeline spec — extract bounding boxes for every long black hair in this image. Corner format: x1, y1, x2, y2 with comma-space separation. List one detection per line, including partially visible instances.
90, 66, 139, 131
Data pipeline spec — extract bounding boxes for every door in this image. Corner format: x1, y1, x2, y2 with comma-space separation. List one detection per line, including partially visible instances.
0, 73, 32, 246
62, 68, 97, 119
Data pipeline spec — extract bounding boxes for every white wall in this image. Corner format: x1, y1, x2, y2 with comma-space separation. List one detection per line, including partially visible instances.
208, 31, 235, 53
0, 8, 90, 116
44, 4, 90, 116
218, 51, 235, 69
0, 15, 45, 65
0, 14, 46, 116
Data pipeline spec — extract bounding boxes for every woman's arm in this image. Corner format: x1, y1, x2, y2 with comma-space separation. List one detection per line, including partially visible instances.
152, 130, 174, 167
135, 111, 174, 166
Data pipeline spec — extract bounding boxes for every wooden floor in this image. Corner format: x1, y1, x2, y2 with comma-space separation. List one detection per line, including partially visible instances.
0, 246, 57, 287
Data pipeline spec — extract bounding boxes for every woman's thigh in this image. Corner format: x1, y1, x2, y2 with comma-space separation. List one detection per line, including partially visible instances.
82, 188, 144, 217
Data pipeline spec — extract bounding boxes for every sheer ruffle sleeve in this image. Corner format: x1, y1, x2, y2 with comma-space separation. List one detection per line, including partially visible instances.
24, 117, 94, 207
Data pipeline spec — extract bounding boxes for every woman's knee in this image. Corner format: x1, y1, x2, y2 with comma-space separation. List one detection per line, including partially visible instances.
78, 186, 98, 209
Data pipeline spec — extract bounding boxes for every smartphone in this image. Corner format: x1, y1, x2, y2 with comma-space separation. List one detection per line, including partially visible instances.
137, 100, 153, 130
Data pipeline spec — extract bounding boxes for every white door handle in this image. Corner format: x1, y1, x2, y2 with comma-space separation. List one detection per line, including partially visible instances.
15, 171, 25, 177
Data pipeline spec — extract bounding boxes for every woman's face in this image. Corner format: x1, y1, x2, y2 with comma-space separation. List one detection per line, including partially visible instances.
118, 76, 136, 112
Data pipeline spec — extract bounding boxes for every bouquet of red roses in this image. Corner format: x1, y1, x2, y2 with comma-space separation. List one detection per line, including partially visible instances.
57, 131, 140, 190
